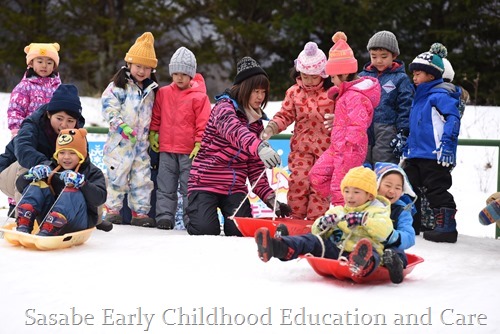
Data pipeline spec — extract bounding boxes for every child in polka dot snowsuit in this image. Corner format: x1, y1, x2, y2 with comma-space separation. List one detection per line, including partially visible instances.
260, 42, 334, 220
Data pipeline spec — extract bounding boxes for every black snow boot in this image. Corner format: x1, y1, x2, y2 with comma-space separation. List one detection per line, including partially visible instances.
255, 227, 290, 262
274, 223, 289, 238
383, 249, 404, 284
423, 207, 458, 243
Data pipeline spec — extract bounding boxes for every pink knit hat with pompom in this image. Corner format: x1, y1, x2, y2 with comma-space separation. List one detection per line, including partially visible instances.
325, 32, 358, 76
295, 42, 328, 78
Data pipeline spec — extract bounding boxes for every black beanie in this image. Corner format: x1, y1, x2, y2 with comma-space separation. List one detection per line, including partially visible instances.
47, 84, 82, 119
233, 57, 268, 85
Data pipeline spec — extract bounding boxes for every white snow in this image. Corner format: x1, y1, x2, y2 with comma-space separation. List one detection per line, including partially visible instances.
0, 94, 499, 334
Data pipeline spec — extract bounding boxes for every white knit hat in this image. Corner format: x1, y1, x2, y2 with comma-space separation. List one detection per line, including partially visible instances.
295, 42, 328, 78
442, 58, 455, 82
169, 46, 197, 78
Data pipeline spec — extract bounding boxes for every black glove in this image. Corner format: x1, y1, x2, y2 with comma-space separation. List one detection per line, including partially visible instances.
265, 195, 292, 218
390, 129, 409, 158
345, 211, 368, 228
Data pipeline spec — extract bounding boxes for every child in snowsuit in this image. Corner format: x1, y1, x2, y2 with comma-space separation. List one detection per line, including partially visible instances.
187, 57, 291, 236
374, 162, 416, 283
6, 42, 62, 215
403, 43, 461, 243
15, 128, 107, 236
149, 46, 211, 230
260, 42, 333, 220
309, 32, 381, 206
256, 166, 395, 279
101, 32, 158, 227
359, 31, 414, 165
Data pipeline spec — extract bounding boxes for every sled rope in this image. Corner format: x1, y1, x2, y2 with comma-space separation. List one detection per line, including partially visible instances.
337, 230, 353, 265
271, 162, 282, 222
38, 186, 68, 229
229, 169, 267, 220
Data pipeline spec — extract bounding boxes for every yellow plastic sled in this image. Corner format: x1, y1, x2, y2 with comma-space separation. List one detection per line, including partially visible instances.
0, 222, 94, 251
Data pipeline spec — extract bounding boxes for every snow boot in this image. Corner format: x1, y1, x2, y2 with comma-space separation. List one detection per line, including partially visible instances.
130, 212, 155, 227
156, 219, 173, 230
96, 219, 113, 232
255, 227, 291, 262
349, 238, 375, 277
103, 209, 123, 225
383, 249, 404, 284
38, 212, 68, 236
274, 223, 289, 238
423, 207, 458, 243
16, 203, 37, 233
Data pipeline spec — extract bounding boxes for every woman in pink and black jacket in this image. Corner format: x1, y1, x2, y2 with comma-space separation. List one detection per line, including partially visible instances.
187, 57, 291, 236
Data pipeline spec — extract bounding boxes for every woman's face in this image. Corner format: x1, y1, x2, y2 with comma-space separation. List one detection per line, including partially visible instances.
248, 88, 266, 110
48, 111, 78, 133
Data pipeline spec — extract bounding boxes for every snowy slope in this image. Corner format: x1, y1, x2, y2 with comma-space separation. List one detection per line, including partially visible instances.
0, 94, 499, 334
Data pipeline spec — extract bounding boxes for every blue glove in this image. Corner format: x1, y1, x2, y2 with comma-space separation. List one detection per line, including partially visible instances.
390, 129, 409, 158
59, 170, 85, 189
316, 213, 344, 232
25, 165, 52, 181
345, 211, 368, 228
433, 141, 456, 167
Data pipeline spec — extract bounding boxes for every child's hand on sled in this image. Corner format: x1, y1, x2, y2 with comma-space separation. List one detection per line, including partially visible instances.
60, 170, 85, 189
264, 195, 292, 218
25, 165, 52, 181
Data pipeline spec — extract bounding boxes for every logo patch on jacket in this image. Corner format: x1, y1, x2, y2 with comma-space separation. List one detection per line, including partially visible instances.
382, 80, 396, 94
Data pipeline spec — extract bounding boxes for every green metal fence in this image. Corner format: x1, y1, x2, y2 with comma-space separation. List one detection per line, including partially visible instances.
86, 128, 500, 238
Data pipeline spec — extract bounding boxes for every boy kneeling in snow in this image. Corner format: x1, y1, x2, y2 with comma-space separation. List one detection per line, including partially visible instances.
15, 128, 107, 236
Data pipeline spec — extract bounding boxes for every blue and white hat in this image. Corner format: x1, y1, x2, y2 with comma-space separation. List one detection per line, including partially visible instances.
374, 162, 416, 198
409, 43, 448, 79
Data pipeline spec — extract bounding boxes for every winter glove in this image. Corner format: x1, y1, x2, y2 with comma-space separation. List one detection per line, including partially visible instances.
390, 129, 409, 158
25, 165, 52, 181
59, 170, 85, 189
316, 213, 344, 232
189, 142, 201, 159
345, 211, 368, 228
118, 123, 137, 145
148, 130, 159, 153
264, 195, 292, 218
257, 141, 281, 168
433, 141, 456, 167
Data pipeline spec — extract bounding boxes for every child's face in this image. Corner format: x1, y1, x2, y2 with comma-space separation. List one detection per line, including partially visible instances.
48, 111, 78, 133
299, 73, 322, 87
342, 186, 373, 207
369, 49, 395, 72
31, 57, 55, 77
57, 149, 80, 170
129, 63, 153, 83
331, 74, 348, 87
172, 73, 191, 90
378, 173, 404, 204
248, 88, 267, 110
412, 70, 435, 86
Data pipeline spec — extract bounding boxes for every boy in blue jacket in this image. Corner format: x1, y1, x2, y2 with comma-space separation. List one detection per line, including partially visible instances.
402, 43, 461, 243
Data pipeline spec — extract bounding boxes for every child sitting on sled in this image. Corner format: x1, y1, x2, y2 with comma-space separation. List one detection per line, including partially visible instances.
255, 166, 395, 280
15, 128, 107, 236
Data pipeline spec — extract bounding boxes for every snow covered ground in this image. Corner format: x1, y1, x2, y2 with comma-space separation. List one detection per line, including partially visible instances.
0, 93, 499, 334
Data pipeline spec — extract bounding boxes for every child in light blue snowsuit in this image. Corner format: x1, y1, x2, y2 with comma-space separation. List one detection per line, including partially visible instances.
101, 32, 158, 227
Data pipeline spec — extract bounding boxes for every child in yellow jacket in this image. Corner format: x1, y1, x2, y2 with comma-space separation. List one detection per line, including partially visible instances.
255, 166, 394, 278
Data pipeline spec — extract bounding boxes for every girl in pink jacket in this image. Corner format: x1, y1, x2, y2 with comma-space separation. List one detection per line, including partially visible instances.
310, 32, 381, 206
260, 41, 334, 220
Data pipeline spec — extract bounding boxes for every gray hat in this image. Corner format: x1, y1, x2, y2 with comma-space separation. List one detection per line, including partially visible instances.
367, 31, 400, 56
169, 46, 196, 78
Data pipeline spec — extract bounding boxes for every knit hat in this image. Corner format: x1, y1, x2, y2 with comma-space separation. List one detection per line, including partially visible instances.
53, 128, 88, 164
409, 43, 448, 79
233, 57, 268, 85
442, 58, 455, 82
46, 84, 82, 120
366, 31, 400, 56
325, 31, 358, 76
124, 32, 158, 68
25, 43, 60, 67
374, 162, 416, 198
340, 166, 378, 198
295, 42, 328, 78
169, 46, 197, 78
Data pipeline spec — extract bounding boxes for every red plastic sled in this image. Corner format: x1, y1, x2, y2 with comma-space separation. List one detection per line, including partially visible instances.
234, 217, 312, 237
301, 253, 424, 283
